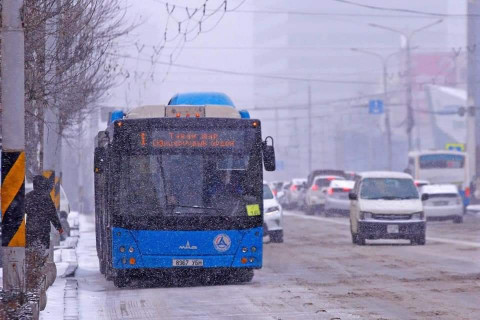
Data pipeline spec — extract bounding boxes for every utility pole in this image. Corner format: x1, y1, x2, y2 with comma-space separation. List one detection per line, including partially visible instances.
307, 83, 312, 173
1, 0, 26, 292
383, 60, 393, 170
468, 0, 480, 191
369, 20, 443, 151
351, 48, 398, 170
405, 39, 414, 151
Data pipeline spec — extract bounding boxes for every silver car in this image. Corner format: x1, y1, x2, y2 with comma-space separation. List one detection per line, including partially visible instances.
304, 175, 344, 214
283, 178, 307, 209
324, 180, 355, 216
421, 184, 464, 223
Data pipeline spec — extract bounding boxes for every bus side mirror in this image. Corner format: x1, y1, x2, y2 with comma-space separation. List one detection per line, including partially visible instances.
421, 193, 429, 201
94, 147, 106, 174
262, 136, 276, 172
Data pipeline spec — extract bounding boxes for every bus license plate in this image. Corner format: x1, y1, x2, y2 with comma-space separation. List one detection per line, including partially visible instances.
172, 259, 204, 267
387, 224, 399, 233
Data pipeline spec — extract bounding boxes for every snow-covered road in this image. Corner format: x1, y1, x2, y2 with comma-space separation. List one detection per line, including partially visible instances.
48, 212, 480, 319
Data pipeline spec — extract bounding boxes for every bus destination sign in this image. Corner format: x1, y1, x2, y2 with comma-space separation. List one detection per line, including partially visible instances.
137, 130, 245, 149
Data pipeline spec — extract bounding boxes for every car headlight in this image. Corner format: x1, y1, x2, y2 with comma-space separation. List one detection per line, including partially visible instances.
360, 211, 373, 220
411, 211, 424, 220
265, 206, 280, 215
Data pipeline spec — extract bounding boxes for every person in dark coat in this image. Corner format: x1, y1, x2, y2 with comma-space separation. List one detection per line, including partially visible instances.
26, 175, 63, 247
25, 175, 63, 291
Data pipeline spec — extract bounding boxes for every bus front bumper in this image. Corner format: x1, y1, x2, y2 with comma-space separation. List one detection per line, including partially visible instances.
114, 254, 261, 270
358, 220, 426, 240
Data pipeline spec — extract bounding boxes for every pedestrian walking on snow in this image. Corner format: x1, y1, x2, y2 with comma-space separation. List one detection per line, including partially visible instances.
25, 175, 63, 290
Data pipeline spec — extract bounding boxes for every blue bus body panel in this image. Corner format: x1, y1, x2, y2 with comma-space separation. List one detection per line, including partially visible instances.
168, 92, 235, 107
112, 227, 263, 269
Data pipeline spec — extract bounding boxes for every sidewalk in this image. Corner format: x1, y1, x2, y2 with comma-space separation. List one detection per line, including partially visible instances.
40, 212, 80, 320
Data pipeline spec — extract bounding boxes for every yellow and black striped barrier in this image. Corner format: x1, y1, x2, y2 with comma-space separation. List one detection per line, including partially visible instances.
1, 151, 26, 247
43, 170, 60, 212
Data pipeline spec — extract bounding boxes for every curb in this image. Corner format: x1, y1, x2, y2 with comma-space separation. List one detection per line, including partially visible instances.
63, 279, 78, 320
56, 236, 79, 278
61, 230, 79, 319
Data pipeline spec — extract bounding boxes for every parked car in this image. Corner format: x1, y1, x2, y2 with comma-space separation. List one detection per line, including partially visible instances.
269, 181, 285, 200
277, 182, 290, 207
324, 180, 355, 216
421, 184, 464, 223
304, 175, 344, 215
349, 171, 427, 245
283, 178, 307, 209
263, 183, 283, 243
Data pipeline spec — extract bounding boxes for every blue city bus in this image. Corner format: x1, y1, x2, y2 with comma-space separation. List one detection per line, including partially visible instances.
94, 93, 275, 287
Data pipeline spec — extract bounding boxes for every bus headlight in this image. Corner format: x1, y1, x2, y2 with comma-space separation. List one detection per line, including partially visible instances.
411, 212, 424, 220
242, 247, 248, 253
119, 246, 126, 253
128, 247, 135, 253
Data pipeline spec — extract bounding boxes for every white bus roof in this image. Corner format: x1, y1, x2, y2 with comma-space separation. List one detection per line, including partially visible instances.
126, 104, 241, 119
408, 150, 466, 156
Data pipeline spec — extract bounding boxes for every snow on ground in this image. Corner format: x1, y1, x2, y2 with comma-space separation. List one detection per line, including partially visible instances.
40, 262, 69, 320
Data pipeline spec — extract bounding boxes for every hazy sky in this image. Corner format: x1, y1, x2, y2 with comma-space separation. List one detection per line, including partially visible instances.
106, 0, 466, 111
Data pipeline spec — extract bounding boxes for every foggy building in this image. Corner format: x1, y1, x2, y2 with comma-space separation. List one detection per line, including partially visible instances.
252, 0, 466, 179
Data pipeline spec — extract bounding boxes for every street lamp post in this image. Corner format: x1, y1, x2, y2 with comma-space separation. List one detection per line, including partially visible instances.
351, 48, 400, 170
369, 19, 443, 151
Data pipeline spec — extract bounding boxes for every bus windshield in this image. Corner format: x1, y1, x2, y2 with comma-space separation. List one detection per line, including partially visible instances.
419, 154, 465, 169
120, 152, 260, 217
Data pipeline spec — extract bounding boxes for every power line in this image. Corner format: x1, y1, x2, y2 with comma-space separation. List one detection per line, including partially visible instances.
331, 0, 472, 17
107, 52, 377, 85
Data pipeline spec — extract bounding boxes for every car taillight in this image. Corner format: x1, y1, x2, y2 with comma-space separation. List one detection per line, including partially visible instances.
465, 187, 471, 198
343, 188, 351, 192
290, 185, 297, 191
272, 189, 277, 196
311, 184, 319, 191
327, 188, 333, 195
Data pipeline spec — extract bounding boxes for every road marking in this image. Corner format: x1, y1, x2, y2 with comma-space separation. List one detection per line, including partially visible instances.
284, 212, 349, 225
426, 237, 480, 248
284, 212, 480, 248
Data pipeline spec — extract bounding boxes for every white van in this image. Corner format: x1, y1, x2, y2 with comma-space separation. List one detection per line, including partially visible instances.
349, 171, 427, 245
